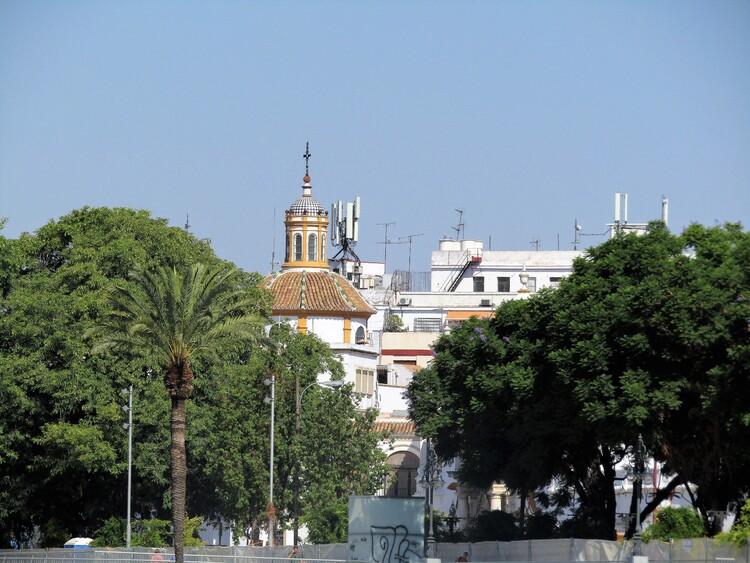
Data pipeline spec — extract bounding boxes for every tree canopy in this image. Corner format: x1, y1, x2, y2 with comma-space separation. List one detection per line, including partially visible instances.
407, 223, 750, 539
1, 207, 235, 547
0, 207, 388, 548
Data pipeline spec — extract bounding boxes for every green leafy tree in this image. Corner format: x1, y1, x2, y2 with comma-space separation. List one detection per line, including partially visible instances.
88, 263, 265, 563
0, 207, 273, 548
0, 207, 228, 546
384, 314, 406, 332
408, 223, 750, 540
260, 324, 389, 544
641, 507, 706, 542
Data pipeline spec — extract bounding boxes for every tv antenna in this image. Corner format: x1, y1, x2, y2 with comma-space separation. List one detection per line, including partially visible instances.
377, 221, 397, 274
270, 206, 279, 271
452, 209, 465, 240
398, 233, 423, 290
530, 238, 540, 251
184, 213, 191, 232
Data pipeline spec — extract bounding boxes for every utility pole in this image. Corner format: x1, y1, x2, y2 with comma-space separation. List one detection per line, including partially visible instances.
294, 373, 301, 546
122, 385, 133, 548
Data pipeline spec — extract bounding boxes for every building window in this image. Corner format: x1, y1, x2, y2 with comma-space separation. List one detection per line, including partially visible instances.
497, 276, 510, 292
414, 318, 442, 332
308, 233, 317, 261
355, 368, 374, 395
527, 276, 537, 293
473, 276, 485, 292
285, 234, 291, 262
377, 366, 388, 385
321, 233, 327, 261
355, 326, 366, 343
294, 233, 302, 261
550, 276, 562, 289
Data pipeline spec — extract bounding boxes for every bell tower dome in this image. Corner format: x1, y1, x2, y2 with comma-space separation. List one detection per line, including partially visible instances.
282, 143, 330, 270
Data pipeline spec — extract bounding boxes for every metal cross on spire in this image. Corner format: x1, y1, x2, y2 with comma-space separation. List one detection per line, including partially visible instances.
303, 142, 311, 175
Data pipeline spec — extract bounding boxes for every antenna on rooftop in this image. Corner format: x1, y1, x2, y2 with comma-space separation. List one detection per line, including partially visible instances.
331, 196, 362, 281
452, 209, 465, 240
573, 219, 582, 250
184, 213, 191, 232
377, 221, 396, 274
270, 205, 279, 272
398, 233, 424, 291
530, 238, 540, 251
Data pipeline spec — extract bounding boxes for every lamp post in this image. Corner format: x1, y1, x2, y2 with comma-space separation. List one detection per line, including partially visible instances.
419, 440, 444, 559
293, 378, 344, 545
265, 321, 290, 547
121, 385, 133, 548
626, 434, 647, 557
264, 374, 276, 546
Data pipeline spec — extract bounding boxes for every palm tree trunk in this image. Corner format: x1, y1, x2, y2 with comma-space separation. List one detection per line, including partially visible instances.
171, 396, 187, 563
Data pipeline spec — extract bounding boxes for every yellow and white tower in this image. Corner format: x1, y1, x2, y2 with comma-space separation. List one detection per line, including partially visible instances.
282, 145, 329, 270
263, 144, 375, 342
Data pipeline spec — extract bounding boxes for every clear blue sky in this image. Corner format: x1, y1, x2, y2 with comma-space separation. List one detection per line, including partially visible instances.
2, 1, 748, 275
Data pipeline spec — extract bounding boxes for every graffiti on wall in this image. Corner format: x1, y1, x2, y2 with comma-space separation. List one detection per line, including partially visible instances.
348, 497, 425, 563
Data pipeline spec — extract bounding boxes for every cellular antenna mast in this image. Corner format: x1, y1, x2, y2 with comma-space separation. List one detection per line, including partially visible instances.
331, 195, 362, 282
452, 209, 465, 240
184, 213, 191, 232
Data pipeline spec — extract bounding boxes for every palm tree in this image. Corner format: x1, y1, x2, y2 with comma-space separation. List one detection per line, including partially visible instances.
89, 263, 265, 563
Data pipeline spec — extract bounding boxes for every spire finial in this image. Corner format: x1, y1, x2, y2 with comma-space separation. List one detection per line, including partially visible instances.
303, 142, 311, 176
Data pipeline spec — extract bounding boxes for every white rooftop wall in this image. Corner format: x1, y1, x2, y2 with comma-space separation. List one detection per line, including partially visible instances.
431, 248, 582, 293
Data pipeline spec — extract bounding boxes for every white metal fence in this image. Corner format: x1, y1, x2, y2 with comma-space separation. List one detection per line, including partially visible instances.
1, 539, 748, 563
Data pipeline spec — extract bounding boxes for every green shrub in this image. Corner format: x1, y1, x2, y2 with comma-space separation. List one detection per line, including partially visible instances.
466, 510, 518, 542
642, 507, 705, 542
717, 499, 750, 547
91, 517, 126, 547
91, 516, 203, 548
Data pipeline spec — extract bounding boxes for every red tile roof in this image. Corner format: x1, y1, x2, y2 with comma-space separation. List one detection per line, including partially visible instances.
373, 420, 416, 436
262, 270, 376, 316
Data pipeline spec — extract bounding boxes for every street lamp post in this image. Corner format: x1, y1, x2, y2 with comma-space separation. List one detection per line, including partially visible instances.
626, 434, 647, 557
265, 321, 290, 547
264, 374, 276, 546
293, 378, 344, 545
419, 440, 444, 559
121, 385, 133, 548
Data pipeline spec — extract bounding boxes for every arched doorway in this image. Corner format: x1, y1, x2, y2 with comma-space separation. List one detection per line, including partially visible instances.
383, 451, 420, 498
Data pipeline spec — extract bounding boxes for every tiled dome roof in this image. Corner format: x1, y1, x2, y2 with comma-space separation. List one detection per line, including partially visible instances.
288, 175, 324, 215
289, 195, 324, 215
262, 270, 375, 315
